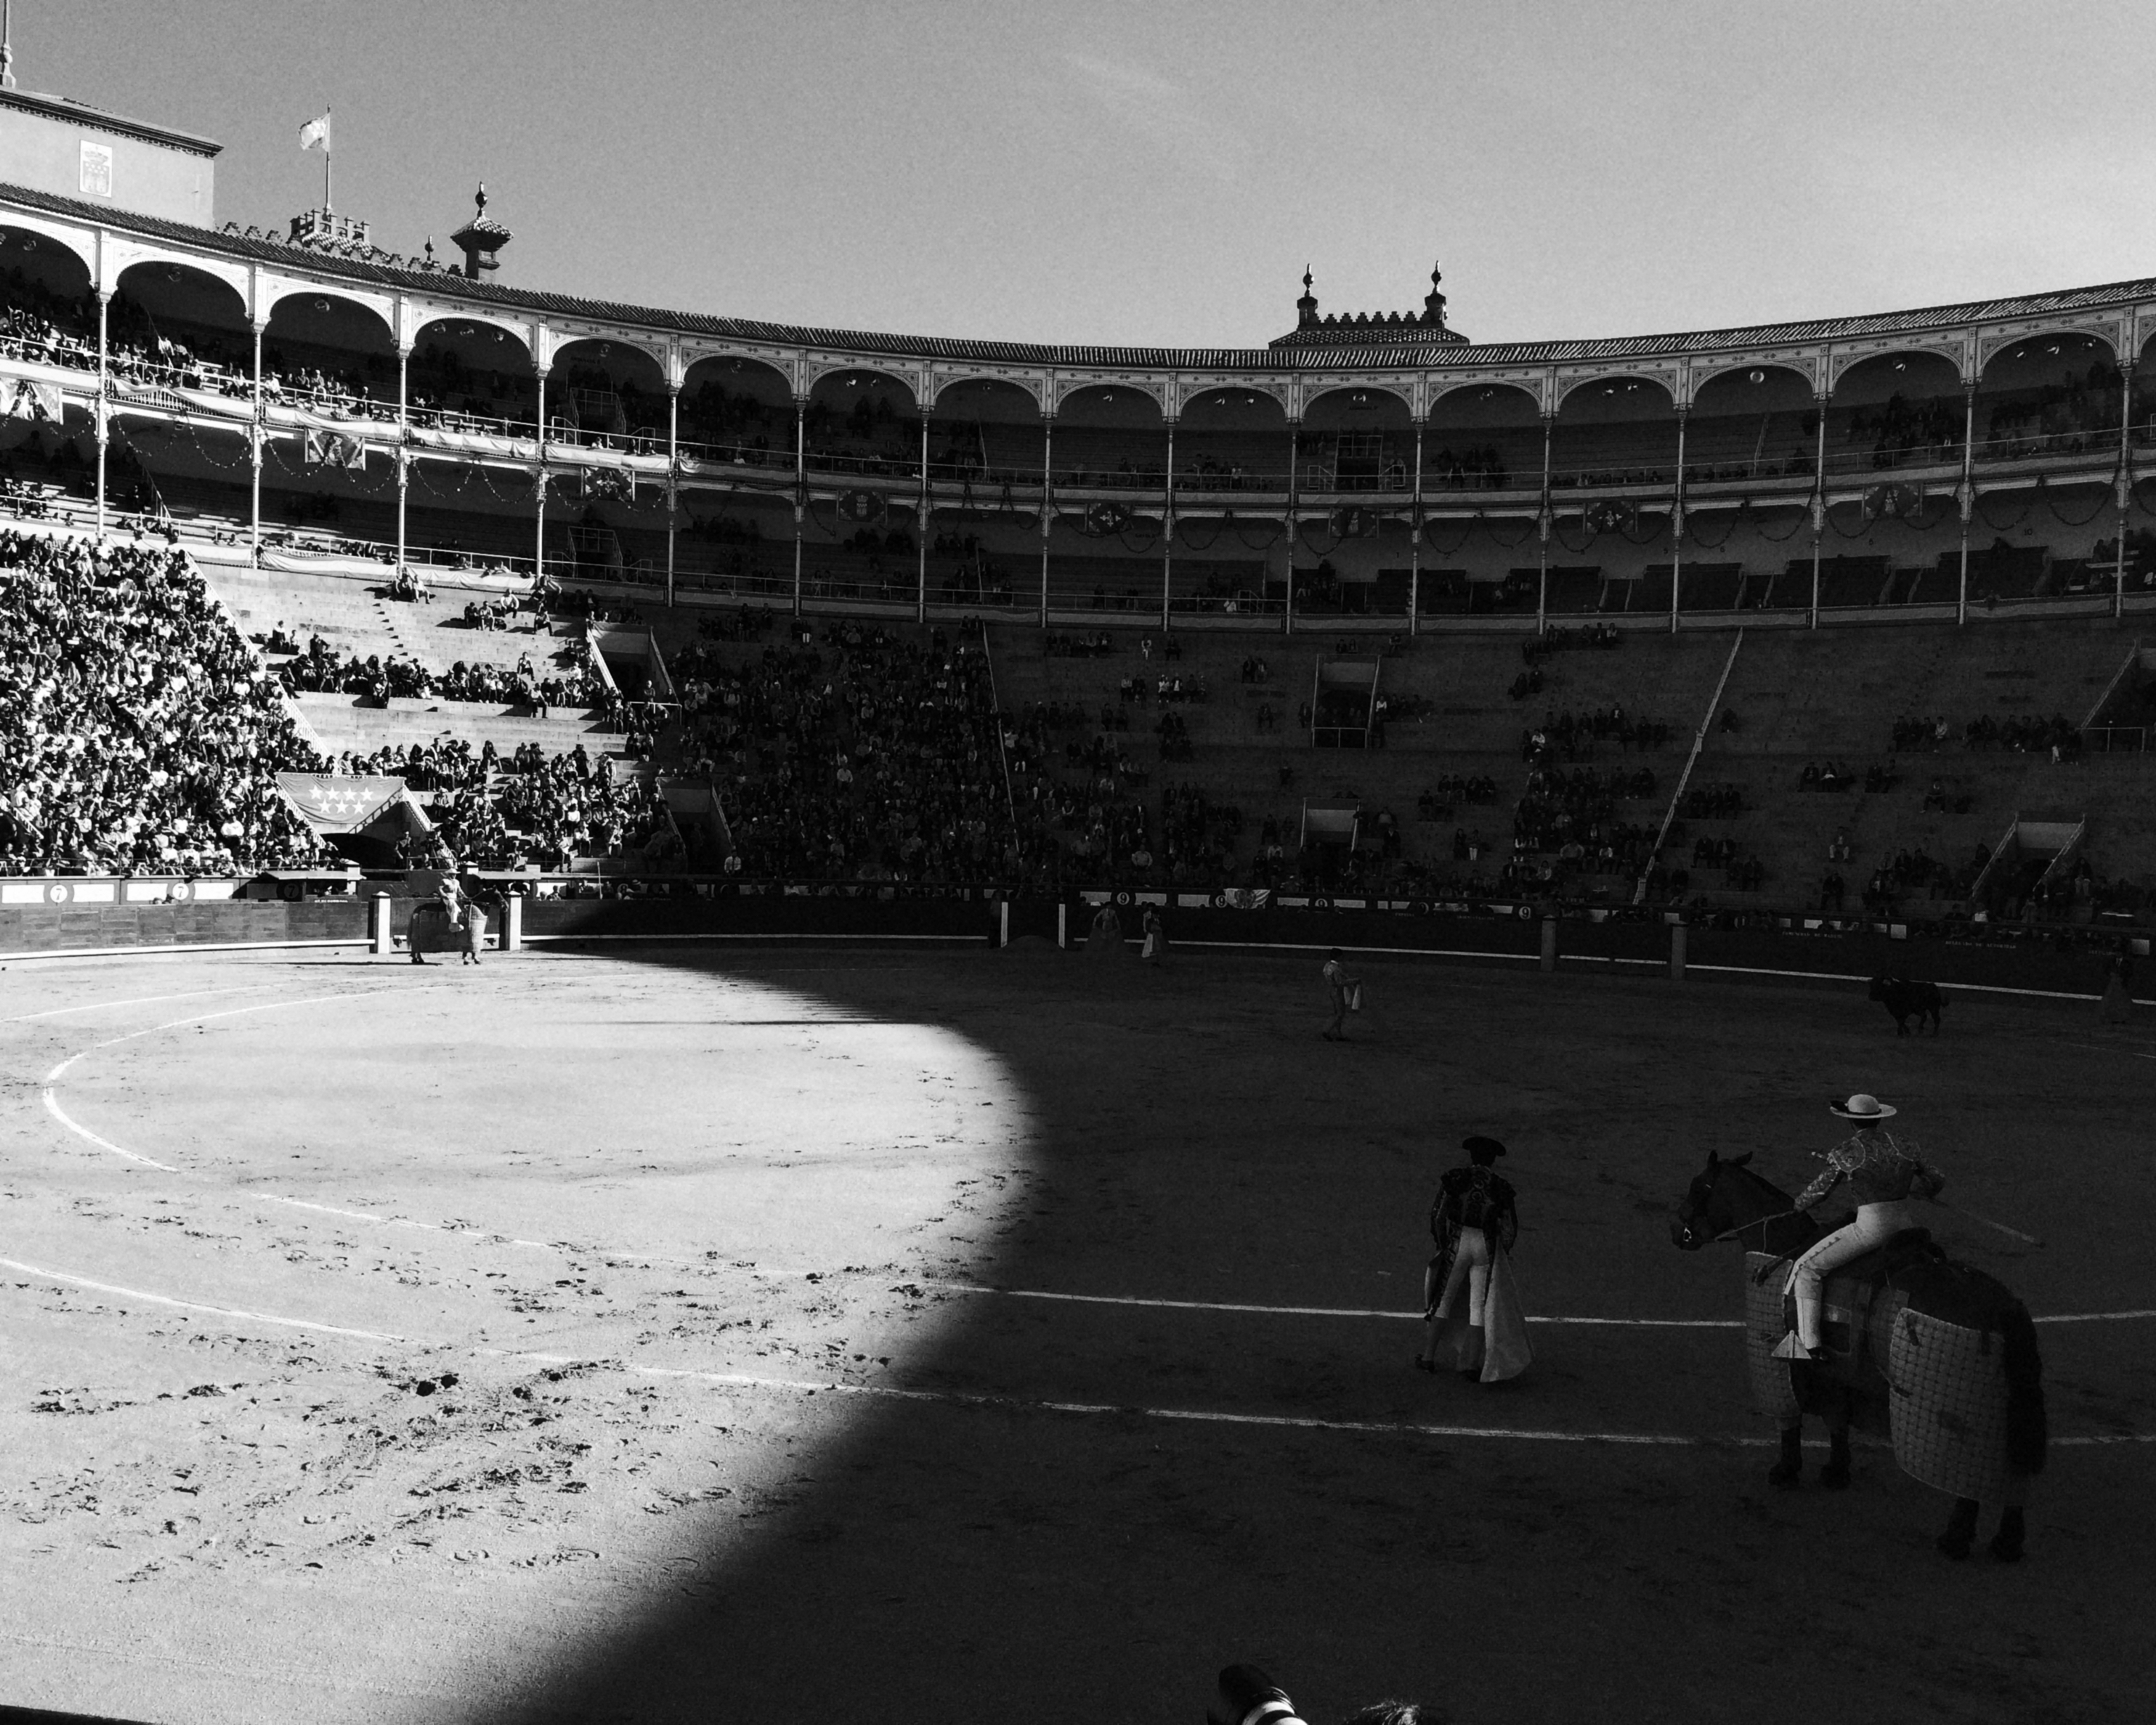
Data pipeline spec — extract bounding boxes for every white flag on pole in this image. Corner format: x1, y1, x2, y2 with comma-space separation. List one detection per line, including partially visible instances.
299, 113, 331, 152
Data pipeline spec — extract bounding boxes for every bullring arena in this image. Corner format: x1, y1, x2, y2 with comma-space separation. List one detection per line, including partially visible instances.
2, 33, 2156, 1725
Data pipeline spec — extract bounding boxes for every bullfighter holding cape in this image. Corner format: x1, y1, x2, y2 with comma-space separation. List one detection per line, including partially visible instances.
1417, 1134, 1532, 1383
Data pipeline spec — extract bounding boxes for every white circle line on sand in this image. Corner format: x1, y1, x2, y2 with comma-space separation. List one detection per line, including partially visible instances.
39, 987, 415, 1084
0, 983, 269, 1025
42, 1088, 180, 1171
4, 1259, 2150, 1452
923, 1281, 2156, 1328
0, 1255, 415, 1343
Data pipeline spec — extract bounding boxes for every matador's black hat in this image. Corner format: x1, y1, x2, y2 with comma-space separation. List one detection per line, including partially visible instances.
1462, 1134, 1506, 1163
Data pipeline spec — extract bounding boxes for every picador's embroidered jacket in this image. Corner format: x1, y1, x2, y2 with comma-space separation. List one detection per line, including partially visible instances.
1795, 1129, 1945, 1211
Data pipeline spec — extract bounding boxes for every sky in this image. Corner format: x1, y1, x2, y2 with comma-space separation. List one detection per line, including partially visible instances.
21, 1, 2156, 351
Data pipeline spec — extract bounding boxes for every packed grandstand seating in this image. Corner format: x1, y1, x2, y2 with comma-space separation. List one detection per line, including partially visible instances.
0, 529, 327, 875
1, 199, 2153, 935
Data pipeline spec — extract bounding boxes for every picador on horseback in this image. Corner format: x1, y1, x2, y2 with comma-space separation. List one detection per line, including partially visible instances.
1670, 1092, 2047, 1562
1774, 1094, 1945, 1361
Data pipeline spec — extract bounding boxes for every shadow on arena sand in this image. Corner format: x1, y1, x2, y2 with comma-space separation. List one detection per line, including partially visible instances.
463, 943, 2152, 1725
4, 942, 2151, 1725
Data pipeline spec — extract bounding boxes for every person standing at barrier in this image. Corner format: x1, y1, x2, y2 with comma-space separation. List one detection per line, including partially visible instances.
1321, 948, 1360, 1041
2100, 945, 2134, 1025
1417, 1134, 1532, 1383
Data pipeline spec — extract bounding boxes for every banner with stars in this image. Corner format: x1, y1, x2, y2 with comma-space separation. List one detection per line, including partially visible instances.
273, 774, 413, 834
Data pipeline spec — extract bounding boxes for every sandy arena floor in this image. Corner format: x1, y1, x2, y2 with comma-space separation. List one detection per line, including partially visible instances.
1, 943, 2150, 1725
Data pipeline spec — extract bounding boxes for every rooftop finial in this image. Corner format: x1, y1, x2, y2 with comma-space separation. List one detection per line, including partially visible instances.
1, 0, 16, 92
452, 182, 512, 280
1296, 265, 1320, 329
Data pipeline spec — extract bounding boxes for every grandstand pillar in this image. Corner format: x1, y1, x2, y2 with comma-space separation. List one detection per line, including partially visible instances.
665, 384, 679, 610
534, 364, 550, 581
502, 890, 523, 953
249, 320, 266, 569
2114, 362, 2133, 622
92, 288, 109, 544
1810, 390, 1826, 629
1039, 414, 1053, 628
395, 345, 409, 581
369, 892, 392, 956
1284, 419, 1300, 637
1283, 513, 1296, 637
1161, 419, 1175, 631
1957, 378, 1977, 626
917, 409, 929, 624
1668, 917, 1686, 981
1538, 411, 1554, 632
1809, 497, 1823, 629
1670, 408, 1687, 634
1539, 913, 1558, 973
793, 397, 806, 618
1408, 421, 1423, 636
1537, 511, 1549, 630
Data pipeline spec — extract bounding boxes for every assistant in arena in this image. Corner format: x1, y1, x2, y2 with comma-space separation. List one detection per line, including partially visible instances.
1416, 1134, 1532, 1383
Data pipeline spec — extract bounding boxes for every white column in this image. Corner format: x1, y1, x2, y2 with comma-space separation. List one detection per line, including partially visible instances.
917, 407, 929, 624
534, 364, 549, 578
1537, 412, 1554, 631
250, 321, 265, 567
666, 383, 679, 608
793, 397, 805, 617
395, 345, 409, 579
1160, 418, 1175, 630
93, 290, 109, 544
1284, 419, 1299, 636
1810, 389, 1827, 629
1408, 420, 1423, 634
1039, 413, 1053, 628
1958, 380, 1976, 625
1669, 407, 1687, 633
1537, 507, 1550, 631
2114, 362, 2133, 621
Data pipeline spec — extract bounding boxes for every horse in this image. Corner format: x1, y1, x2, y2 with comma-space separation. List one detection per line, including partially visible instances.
1671, 1149, 2045, 1561
404, 898, 463, 965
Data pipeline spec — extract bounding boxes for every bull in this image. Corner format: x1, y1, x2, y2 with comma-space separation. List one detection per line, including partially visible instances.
1870, 973, 1945, 1036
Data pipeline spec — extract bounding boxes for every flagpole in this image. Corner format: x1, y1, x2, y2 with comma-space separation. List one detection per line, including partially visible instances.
324, 106, 332, 213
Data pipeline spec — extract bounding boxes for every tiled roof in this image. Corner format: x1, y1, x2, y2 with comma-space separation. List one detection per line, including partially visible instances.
5, 181, 2152, 373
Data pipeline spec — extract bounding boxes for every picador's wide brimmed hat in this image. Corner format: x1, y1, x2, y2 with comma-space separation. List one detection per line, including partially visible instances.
1461, 1134, 1507, 1161
1829, 1092, 1897, 1123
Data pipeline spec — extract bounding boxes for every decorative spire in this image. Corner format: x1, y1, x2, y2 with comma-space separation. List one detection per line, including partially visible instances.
1424, 261, 1449, 329
1296, 266, 1319, 330
451, 183, 513, 280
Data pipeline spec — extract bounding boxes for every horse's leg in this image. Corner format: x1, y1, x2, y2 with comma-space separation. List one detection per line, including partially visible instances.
1989, 1477, 2028, 1564
1768, 1422, 1804, 1488
1819, 1418, 1852, 1490
1937, 1496, 1980, 1560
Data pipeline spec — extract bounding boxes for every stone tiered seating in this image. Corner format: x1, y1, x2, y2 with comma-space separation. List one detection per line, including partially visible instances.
1686, 620, 2130, 907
